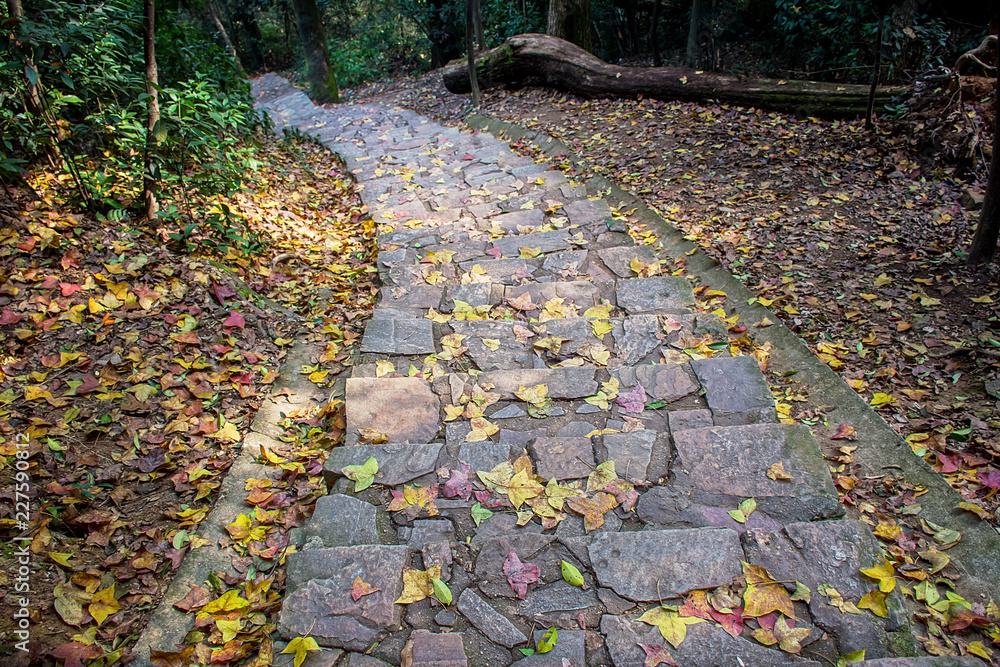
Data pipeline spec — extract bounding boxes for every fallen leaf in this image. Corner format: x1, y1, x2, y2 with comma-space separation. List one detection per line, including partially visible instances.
89, 585, 121, 626
351, 576, 380, 601
342, 456, 379, 492
503, 549, 540, 599
396, 565, 443, 604
742, 562, 794, 618
638, 606, 704, 648
282, 636, 320, 667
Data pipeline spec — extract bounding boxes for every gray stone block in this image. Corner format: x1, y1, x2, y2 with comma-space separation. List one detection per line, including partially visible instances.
378, 284, 444, 310
491, 229, 573, 257
478, 368, 597, 400
323, 443, 442, 488
691, 355, 777, 425
601, 430, 655, 481
457, 588, 527, 648
597, 245, 657, 278
667, 409, 714, 432
345, 377, 440, 444
304, 495, 379, 547
361, 317, 435, 355
615, 277, 695, 314
528, 437, 595, 480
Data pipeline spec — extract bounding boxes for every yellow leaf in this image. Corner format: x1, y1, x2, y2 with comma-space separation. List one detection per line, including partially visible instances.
482, 338, 501, 351
395, 565, 442, 604
870, 393, 895, 407
858, 589, 888, 618
282, 636, 321, 667
201, 589, 249, 615
375, 360, 395, 378
443, 404, 465, 422
767, 461, 792, 481
308, 370, 329, 384
519, 246, 542, 258
208, 422, 240, 443
88, 585, 121, 626
508, 469, 545, 509
590, 319, 613, 338
971, 294, 994, 304
466, 417, 498, 442
638, 606, 703, 648
48, 552, 74, 567
216, 618, 242, 643
859, 559, 896, 593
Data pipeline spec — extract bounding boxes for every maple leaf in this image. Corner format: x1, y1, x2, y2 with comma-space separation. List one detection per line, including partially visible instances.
88, 585, 121, 626
441, 463, 473, 499
341, 456, 379, 492
545, 477, 580, 510
859, 559, 896, 593
471, 501, 494, 526
638, 606, 704, 648
586, 460, 618, 492
503, 549, 540, 599
816, 583, 862, 615
508, 291, 537, 311
767, 461, 792, 481
508, 468, 545, 509
640, 644, 679, 667
282, 636, 321, 667
225, 513, 267, 544
774, 616, 811, 653
742, 562, 795, 618
200, 589, 249, 615
857, 589, 888, 618
387, 484, 439, 518
616, 383, 647, 413
467, 416, 499, 442
566, 491, 619, 531
396, 565, 442, 604
351, 576, 380, 601
728, 497, 757, 524
514, 383, 549, 406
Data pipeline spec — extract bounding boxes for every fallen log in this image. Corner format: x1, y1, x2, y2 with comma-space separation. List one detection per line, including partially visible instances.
442, 33, 906, 118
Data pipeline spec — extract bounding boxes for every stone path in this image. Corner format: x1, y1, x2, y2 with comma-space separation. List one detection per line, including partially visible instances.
251, 75, 983, 667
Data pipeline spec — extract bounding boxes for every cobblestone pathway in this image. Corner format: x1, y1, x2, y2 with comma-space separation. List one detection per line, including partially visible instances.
252, 75, 982, 667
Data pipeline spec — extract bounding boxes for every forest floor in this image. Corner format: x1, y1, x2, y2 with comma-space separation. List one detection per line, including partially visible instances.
347, 71, 1000, 527
0, 134, 376, 663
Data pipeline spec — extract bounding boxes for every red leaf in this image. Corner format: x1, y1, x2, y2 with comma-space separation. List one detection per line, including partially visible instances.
75, 375, 102, 394
211, 282, 238, 305
978, 470, 1000, 489
60, 282, 85, 296
0, 307, 22, 325
173, 585, 211, 612
462, 153, 474, 160
442, 463, 472, 500
502, 549, 540, 599
831, 424, 858, 440
61, 249, 81, 269
223, 312, 245, 329
50, 642, 103, 667
935, 452, 960, 474
640, 644, 679, 667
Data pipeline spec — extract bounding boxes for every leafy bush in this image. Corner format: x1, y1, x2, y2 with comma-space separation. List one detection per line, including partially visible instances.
1, 0, 269, 255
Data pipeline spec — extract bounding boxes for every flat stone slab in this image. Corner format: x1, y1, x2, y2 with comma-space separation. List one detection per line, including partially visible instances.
477, 368, 597, 399
491, 229, 573, 257
476, 533, 554, 599
588, 528, 742, 601
597, 245, 657, 277
691, 355, 777, 425
611, 363, 700, 403
672, 423, 843, 522
457, 588, 527, 648
303, 494, 379, 547
458, 442, 524, 476
517, 581, 598, 618
361, 317, 435, 355
537, 318, 605, 355
323, 443, 442, 488
485, 209, 544, 231
542, 250, 588, 275
615, 277, 695, 314
450, 321, 532, 371
280, 545, 409, 651
346, 377, 440, 444
601, 615, 813, 667
563, 199, 612, 226
601, 430, 655, 481
858, 660, 985, 666
505, 281, 602, 310
612, 315, 661, 365
405, 630, 468, 667
528, 437, 595, 480
667, 409, 714, 432
458, 257, 532, 284
743, 519, 908, 659
377, 285, 444, 310
519, 629, 586, 666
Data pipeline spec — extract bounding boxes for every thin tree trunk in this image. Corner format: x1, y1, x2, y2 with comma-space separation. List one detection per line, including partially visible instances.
143, 0, 159, 222
5, 0, 22, 17
208, 0, 245, 74
290, 0, 339, 103
625, 0, 638, 57
865, 15, 884, 130
649, 0, 661, 67
548, 0, 592, 53
686, 0, 702, 69
474, 0, 484, 50
466, 0, 482, 106
968, 25, 1000, 264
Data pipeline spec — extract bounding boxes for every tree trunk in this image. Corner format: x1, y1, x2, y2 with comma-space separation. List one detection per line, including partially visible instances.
625, 0, 637, 57
5, 0, 22, 17
548, 0, 591, 53
474, 0, 484, 50
143, 0, 159, 222
208, 0, 245, 74
649, 0, 661, 67
290, 0, 339, 103
685, 0, 702, 68
865, 14, 884, 131
466, 0, 482, 106
442, 33, 905, 118
967, 25, 1000, 264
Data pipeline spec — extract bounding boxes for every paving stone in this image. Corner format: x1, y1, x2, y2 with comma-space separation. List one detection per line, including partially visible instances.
450, 321, 532, 370
491, 229, 573, 257
597, 588, 636, 615
538, 318, 604, 355
458, 442, 524, 473
375, 197, 428, 225
345, 377, 440, 444
403, 630, 467, 667
491, 404, 528, 418
528, 437, 595, 480
440, 283, 494, 312
476, 533, 554, 598
271, 643, 343, 667
563, 199, 612, 226
597, 245, 657, 278
422, 541, 453, 581
324, 443, 442, 488
280, 545, 409, 651
615, 277, 695, 314
576, 403, 601, 414
588, 528, 742, 601
557, 421, 600, 437
611, 315, 661, 364
458, 257, 532, 283
743, 519, 908, 659
361, 317, 436, 355
409, 519, 455, 547
517, 581, 599, 618
378, 285, 444, 310
672, 423, 843, 522
667, 409, 714, 432
457, 588, 527, 648
388, 264, 453, 287
542, 250, 588, 275
691, 355, 777, 425
610, 363, 699, 403
485, 209, 544, 231
498, 427, 547, 447
435, 610, 457, 627
600, 430, 654, 481
303, 494, 379, 547
478, 368, 597, 399
505, 281, 602, 310
601, 615, 814, 667
518, 629, 586, 667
